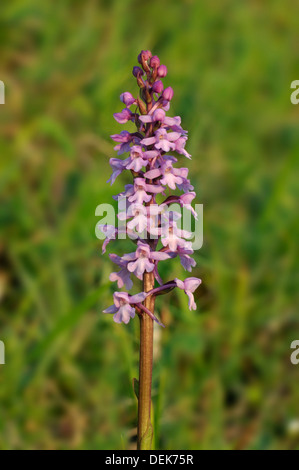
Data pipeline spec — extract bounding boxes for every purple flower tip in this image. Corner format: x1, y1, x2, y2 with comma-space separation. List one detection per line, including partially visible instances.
103, 291, 147, 324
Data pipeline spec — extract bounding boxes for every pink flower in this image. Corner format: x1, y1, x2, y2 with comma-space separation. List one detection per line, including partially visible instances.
174, 136, 191, 159
141, 128, 181, 152
128, 178, 164, 205
120, 92, 137, 107
113, 108, 135, 124
179, 192, 198, 219
103, 291, 147, 324
163, 116, 187, 134
107, 158, 126, 184
122, 241, 170, 280
123, 146, 158, 172
139, 109, 166, 124
174, 277, 202, 310
110, 130, 136, 155
118, 203, 148, 233
160, 223, 192, 251
145, 161, 188, 190
108, 253, 133, 290
98, 224, 117, 253
109, 267, 133, 290
176, 246, 196, 272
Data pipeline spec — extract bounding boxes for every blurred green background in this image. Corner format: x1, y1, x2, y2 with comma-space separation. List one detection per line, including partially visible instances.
0, 0, 299, 450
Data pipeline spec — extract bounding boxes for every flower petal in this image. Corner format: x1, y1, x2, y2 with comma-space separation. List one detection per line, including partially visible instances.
103, 305, 118, 314
129, 292, 148, 304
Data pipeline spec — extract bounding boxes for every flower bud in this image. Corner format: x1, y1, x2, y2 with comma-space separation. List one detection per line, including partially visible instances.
138, 50, 152, 72
133, 66, 143, 77
152, 80, 164, 94
143, 50, 152, 61
157, 64, 167, 77
150, 55, 160, 68
162, 86, 174, 101
137, 52, 142, 64
120, 92, 136, 107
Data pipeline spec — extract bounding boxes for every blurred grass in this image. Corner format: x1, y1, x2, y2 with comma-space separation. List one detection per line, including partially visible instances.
0, 0, 299, 450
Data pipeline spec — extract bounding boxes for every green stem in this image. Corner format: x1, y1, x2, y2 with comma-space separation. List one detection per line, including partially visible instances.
137, 271, 155, 450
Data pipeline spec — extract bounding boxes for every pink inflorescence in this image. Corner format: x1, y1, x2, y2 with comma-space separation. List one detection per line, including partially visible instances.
101, 50, 201, 325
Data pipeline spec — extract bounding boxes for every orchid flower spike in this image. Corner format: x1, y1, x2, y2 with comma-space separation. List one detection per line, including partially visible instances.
102, 51, 201, 324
